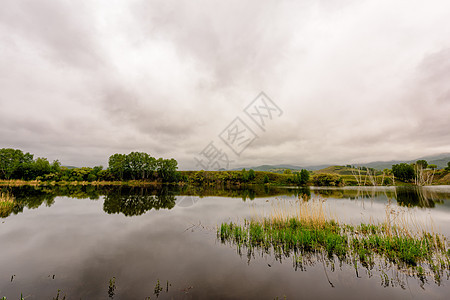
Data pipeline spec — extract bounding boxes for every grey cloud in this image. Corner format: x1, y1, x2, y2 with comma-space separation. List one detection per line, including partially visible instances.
398, 48, 450, 145
132, 0, 308, 90
100, 85, 202, 139
0, 0, 103, 69
0, 1, 449, 168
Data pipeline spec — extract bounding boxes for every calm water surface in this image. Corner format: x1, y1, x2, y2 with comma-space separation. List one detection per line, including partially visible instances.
1, 185, 450, 299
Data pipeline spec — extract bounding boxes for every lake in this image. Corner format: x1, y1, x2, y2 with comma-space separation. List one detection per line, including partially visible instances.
1, 185, 450, 299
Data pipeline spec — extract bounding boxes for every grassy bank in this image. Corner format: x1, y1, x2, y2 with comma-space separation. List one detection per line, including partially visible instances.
1, 169, 449, 187
0, 171, 298, 187
0, 179, 162, 187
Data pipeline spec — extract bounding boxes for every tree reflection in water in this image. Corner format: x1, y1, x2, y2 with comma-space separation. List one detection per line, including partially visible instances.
1, 185, 449, 219
103, 186, 176, 216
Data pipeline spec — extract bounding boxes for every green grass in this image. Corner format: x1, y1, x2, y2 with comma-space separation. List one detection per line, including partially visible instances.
218, 218, 450, 283
1, 294, 24, 300
0, 192, 16, 218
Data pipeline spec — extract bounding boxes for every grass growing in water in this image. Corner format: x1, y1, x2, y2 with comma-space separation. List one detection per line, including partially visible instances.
219, 198, 450, 286
108, 277, 116, 299
0, 192, 16, 218
0, 192, 15, 206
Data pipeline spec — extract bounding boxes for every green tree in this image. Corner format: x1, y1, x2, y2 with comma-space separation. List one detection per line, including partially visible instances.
144, 156, 157, 179
126, 152, 152, 179
300, 169, 310, 185
0, 148, 33, 179
15, 152, 34, 179
70, 167, 91, 181
248, 169, 256, 181
241, 168, 248, 182
108, 154, 127, 180
87, 173, 97, 182
382, 177, 393, 185
33, 157, 52, 177
263, 174, 269, 184
156, 158, 178, 182
51, 160, 61, 173
97, 169, 114, 181
92, 165, 103, 175
392, 163, 415, 182
416, 160, 428, 169
292, 169, 310, 185
428, 164, 437, 170
109, 153, 162, 181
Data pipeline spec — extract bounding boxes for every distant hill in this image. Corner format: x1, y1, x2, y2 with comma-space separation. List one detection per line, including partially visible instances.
354, 153, 450, 170
313, 166, 383, 176
428, 157, 450, 169
228, 153, 450, 173
230, 164, 333, 172
416, 153, 450, 161
231, 164, 303, 172
63, 165, 78, 169
303, 164, 333, 171
313, 166, 356, 175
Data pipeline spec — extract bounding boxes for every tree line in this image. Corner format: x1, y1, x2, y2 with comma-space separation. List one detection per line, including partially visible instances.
0, 148, 179, 183
108, 152, 178, 182
2, 147, 448, 185
180, 168, 310, 186
391, 160, 449, 182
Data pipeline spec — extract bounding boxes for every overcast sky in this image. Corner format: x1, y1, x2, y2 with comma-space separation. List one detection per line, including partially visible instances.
1, 0, 450, 170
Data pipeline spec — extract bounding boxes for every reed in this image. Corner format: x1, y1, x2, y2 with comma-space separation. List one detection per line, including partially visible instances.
260, 197, 331, 229
0, 192, 16, 217
218, 198, 450, 283
0, 191, 15, 204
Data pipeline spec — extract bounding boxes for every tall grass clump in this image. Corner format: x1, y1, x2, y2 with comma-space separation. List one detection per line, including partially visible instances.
0, 191, 15, 204
218, 198, 450, 286
0, 191, 16, 218
268, 197, 330, 227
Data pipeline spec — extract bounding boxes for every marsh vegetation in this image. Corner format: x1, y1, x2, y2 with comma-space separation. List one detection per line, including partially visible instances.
218, 198, 450, 287
0, 192, 17, 218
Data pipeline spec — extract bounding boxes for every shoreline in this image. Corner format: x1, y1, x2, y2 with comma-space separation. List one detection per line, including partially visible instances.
1, 179, 448, 188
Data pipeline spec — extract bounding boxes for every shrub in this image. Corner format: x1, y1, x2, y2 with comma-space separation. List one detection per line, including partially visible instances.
312, 173, 343, 186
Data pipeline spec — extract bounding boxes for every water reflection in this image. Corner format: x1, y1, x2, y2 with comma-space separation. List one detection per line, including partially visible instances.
0, 185, 305, 218
1, 185, 449, 219
103, 186, 177, 216
395, 186, 447, 208
223, 240, 445, 290
309, 186, 450, 208
1, 184, 450, 299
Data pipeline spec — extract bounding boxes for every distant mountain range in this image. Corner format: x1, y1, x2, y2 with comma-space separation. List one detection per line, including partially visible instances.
62, 165, 78, 169
231, 153, 450, 172
352, 153, 450, 170
230, 164, 327, 172
230, 164, 303, 172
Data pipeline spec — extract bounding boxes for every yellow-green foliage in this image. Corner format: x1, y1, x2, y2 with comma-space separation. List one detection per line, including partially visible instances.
0, 192, 16, 218
433, 169, 450, 185
180, 170, 293, 185
312, 173, 344, 186
0, 191, 14, 205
